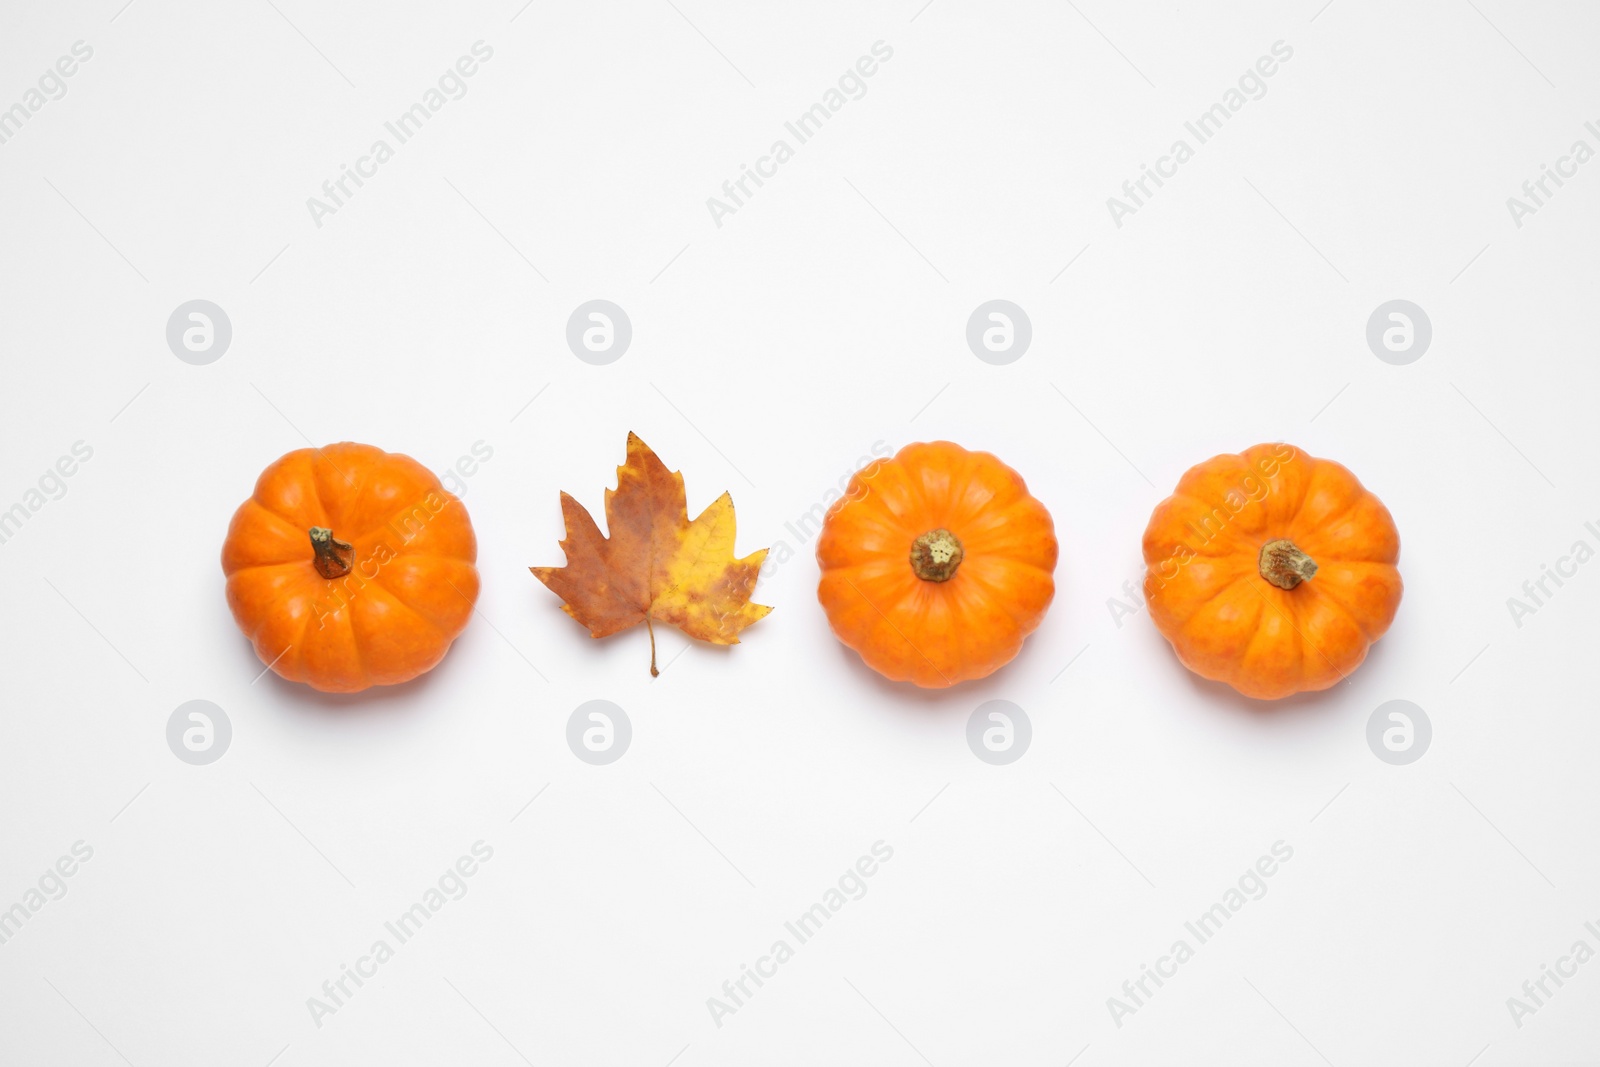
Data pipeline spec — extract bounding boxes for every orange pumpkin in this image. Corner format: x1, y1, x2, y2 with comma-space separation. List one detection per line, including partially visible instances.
816, 441, 1057, 688
1142, 443, 1401, 700
221, 443, 479, 693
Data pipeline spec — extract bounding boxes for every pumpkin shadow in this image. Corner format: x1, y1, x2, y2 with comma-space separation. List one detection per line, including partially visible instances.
1178, 672, 1334, 717
256, 644, 457, 719
1172, 638, 1392, 718
826, 639, 986, 720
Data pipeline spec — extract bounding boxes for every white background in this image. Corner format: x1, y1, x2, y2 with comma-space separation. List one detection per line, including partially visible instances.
1, 0, 1597, 1063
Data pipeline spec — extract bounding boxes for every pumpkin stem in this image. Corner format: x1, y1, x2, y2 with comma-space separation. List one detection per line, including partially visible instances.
911, 528, 964, 582
309, 527, 355, 579
1259, 538, 1317, 590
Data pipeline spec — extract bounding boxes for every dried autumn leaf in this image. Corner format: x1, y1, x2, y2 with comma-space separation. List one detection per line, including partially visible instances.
531, 432, 771, 674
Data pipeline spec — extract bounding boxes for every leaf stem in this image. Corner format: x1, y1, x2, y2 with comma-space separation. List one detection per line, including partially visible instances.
647, 612, 659, 677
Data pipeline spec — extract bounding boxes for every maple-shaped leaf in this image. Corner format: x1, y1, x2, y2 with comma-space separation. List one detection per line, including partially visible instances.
531, 432, 772, 674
